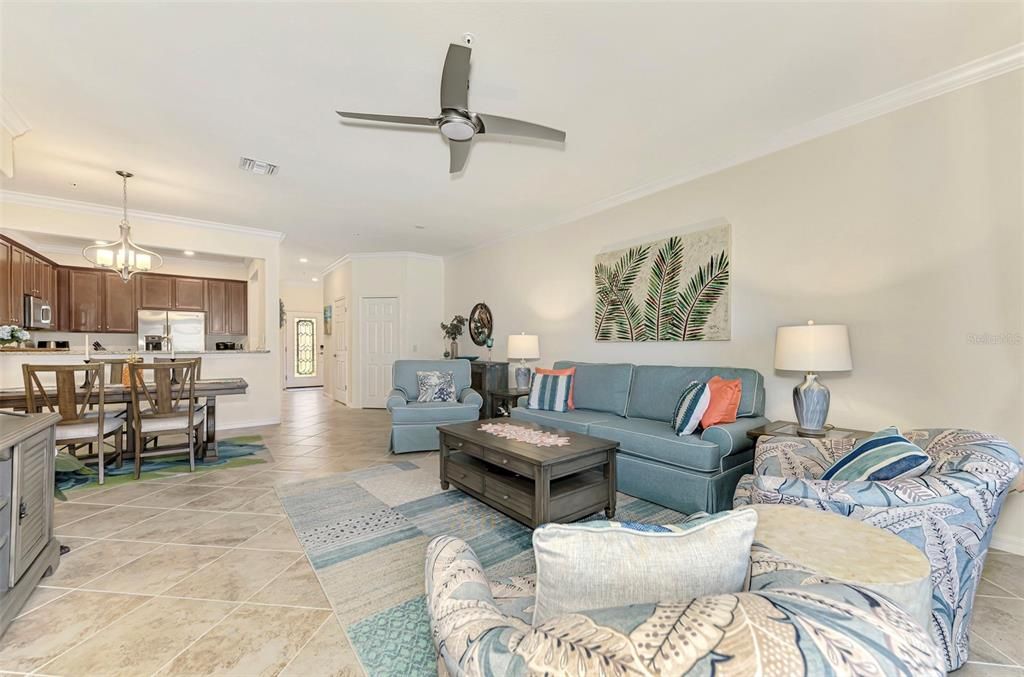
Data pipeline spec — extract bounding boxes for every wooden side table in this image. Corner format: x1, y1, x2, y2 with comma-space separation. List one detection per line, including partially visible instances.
746, 420, 873, 442
489, 388, 530, 417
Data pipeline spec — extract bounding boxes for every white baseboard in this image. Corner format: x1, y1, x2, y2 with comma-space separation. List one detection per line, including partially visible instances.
991, 532, 1024, 556
217, 417, 281, 431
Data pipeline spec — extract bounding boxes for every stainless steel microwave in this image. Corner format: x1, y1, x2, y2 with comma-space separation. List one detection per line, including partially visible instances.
23, 295, 52, 330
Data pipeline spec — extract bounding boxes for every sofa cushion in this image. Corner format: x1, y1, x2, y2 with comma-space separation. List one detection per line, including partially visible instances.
510, 407, 615, 434
552, 361, 633, 416
626, 365, 765, 422
589, 417, 726, 472
531, 510, 758, 624
391, 402, 480, 425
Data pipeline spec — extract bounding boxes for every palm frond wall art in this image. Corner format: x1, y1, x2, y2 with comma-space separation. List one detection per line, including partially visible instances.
594, 224, 731, 341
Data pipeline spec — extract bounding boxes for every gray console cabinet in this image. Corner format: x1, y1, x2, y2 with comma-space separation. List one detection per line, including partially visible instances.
0, 412, 60, 636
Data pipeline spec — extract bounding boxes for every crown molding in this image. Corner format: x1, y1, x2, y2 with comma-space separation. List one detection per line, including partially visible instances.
24, 241, 247, 268
449, 43, 1024, 260
0, 190, 287, 241
321, 251, 444, 275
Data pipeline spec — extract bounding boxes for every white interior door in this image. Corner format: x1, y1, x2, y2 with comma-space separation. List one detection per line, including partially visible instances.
361, 297, 399, 408
333, 298, 348, 405
284, 313, 324, 388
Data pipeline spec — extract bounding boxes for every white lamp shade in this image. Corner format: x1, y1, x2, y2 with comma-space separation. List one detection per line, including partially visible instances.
774, 322, 852, 372
507, 333, 539, 360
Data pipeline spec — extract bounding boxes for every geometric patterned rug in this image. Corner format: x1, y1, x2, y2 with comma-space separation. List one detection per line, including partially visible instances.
276, 454, 686, 676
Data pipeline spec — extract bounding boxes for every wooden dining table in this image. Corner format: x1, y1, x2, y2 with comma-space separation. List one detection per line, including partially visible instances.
0, 377, 248, 459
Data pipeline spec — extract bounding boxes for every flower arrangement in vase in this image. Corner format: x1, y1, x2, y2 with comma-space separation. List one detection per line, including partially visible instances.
440, 315, 467, 359
0, 325, 30, 349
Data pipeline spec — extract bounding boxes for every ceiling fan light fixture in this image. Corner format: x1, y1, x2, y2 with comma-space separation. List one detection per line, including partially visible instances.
439, 117, 476, 141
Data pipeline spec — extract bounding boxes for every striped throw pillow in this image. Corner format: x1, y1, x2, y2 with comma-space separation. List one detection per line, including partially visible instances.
672, 381, 711, 436
527, 373, 574, 412
822, 426, 932, 481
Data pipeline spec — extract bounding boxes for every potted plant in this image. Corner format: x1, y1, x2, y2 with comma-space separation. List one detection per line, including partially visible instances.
441, 315, 467, 358
0, 325, 30, 349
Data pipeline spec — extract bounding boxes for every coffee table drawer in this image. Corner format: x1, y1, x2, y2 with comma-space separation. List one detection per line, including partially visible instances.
446, 455, 486, 494
443, 435, 486, 461
485, 476, 533, 518
484, 449, 534, 478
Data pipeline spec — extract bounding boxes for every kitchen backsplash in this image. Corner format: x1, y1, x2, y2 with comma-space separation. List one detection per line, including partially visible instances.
26, 331, 248, 352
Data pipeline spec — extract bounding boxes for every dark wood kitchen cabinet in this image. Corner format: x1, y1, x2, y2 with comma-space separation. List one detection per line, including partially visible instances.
102, 273, 137, 332
173, 277, 205, 311
226, 280, 247, 335
206, 279, 246, 336
138, 275, 174, 310
9, 246, 25, 325
66, 269, 103, 332
0, 241, 10, 325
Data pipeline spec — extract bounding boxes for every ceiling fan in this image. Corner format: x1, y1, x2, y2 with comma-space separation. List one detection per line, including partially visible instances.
337, 42, 566, 174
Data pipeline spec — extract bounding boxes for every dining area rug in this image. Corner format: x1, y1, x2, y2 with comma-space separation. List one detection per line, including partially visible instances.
276, 455, 685, 676
56, 434, 268, 491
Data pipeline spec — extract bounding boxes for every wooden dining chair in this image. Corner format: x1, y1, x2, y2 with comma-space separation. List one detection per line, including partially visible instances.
154, 357, 205, 411
23, 363, 124, 485
127, 359, 205, 479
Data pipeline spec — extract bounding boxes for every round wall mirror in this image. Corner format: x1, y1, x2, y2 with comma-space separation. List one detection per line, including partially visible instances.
469, 302, 493, 346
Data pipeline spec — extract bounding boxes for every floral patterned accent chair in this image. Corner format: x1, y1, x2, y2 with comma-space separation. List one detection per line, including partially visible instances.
733, 428, 1023, 671
425, 536, 944, 677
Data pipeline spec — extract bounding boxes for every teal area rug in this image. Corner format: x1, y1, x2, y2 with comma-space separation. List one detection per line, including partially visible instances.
276, 456, 686, 677
57, 435, 268, 491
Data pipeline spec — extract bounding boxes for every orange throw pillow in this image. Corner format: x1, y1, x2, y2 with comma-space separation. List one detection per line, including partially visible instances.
535, 367, 576, 409
701, 376, 742, 428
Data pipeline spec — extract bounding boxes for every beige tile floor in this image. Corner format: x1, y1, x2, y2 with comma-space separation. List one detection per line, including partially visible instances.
0, 388, 1021, 675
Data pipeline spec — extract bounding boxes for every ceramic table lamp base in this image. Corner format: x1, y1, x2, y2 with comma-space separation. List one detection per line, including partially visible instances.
794, 372, 830, 437
515, 364, 531, 389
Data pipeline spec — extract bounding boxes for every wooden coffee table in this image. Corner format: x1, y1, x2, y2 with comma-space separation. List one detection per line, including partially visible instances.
438, 418, 618, 528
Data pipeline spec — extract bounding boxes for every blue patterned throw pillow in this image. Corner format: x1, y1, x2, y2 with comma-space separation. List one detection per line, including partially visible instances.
822, 426, 932, 481
416, 371, 456, 402
672, 381, 711, 435
527, 373, 573, 412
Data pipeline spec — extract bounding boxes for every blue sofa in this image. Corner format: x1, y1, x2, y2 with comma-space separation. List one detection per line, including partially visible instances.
512, 361, 768, 513
386, 359, 483, 453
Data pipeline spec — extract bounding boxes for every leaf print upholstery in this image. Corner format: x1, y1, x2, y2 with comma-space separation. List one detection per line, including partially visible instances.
425, 534, 946, 677
733, 428, 1023, 670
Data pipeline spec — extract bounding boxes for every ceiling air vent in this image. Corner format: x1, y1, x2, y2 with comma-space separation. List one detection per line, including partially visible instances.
238, 157, 278, 175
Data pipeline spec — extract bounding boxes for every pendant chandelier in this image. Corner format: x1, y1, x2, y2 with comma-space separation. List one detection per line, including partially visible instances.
82, 170, 163, 281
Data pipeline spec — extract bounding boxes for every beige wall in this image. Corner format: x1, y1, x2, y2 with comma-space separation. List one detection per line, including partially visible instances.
322, 254, 444, 408
445, 72, 1023, 552
1, 198, 285, 428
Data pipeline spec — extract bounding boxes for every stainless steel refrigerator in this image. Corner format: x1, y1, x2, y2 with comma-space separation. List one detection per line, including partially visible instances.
137, 310, 205, 352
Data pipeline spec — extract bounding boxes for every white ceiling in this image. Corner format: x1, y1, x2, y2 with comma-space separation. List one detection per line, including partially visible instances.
1, 2, 1020, 284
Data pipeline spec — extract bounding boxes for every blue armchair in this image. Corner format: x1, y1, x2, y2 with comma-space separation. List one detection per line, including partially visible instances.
387, 359, 483, 453
734, 429, 1022, 670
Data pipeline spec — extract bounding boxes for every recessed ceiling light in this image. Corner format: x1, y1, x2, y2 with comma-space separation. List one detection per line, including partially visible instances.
183, 250, 195, 256
299, 257, 308, 263
311, 277, 319, 282
94, 240, 108, 245
238, 156, 279, 175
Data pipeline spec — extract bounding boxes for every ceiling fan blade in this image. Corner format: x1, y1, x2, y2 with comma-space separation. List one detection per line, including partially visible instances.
449, 140, 471, 174
476, 113, 566, 143
440, 43, 471, 111
336, 111, 438, 127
